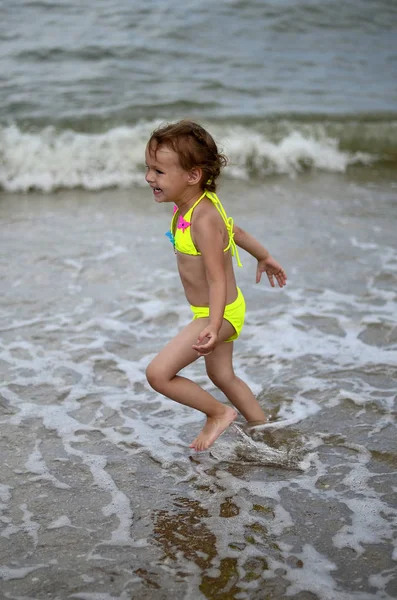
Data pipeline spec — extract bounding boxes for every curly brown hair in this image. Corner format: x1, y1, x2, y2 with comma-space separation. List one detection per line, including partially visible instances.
147, 120, 228, 192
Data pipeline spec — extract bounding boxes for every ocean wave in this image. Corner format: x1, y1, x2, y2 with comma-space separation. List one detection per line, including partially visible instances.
0, 117, 395, 192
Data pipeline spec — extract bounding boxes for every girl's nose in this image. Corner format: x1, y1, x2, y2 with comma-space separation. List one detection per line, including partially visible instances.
145, 170, 153, 183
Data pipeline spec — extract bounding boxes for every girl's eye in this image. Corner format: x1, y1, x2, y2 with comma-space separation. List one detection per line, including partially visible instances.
156, 169, 164, 174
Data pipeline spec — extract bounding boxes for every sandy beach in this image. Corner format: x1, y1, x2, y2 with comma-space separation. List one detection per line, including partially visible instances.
1, 173, 396, 599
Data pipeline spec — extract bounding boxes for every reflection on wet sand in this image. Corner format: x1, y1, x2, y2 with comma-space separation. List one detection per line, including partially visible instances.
153, 496, 272, 599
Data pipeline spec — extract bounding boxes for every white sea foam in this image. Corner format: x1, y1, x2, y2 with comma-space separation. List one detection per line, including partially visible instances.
1, 503, 40, 549
47, 515, 73, 529
246, 284, 397, 382
0, 122, 375, 192
1, 181, 396, 598
23, 439, 71, 489
333, 496, 397, 555
0, 564, 48, 581
223, 127, 372, 178
0, 123, 152, 193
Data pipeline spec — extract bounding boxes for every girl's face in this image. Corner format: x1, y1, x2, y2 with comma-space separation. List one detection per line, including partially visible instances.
145, 144, 191, 204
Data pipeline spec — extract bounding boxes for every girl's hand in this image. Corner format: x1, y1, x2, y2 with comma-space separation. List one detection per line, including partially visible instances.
192, 326, 218, 356
256, 255, 287, 288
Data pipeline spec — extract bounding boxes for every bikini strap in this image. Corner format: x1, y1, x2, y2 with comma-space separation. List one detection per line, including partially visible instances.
188, 192, 207, 215
171, 192, 206, 235
204, 190, 242, 267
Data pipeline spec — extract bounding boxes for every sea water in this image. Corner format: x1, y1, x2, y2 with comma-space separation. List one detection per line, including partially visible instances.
1, 175, 396, 598
1, 1, 397, 599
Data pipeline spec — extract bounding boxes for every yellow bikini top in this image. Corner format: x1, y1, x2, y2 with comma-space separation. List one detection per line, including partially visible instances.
166, 190, 242, 267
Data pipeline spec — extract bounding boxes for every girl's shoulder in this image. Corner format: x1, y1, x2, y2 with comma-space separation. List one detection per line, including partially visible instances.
192, 197, 228, 241
194, 196, 224, 222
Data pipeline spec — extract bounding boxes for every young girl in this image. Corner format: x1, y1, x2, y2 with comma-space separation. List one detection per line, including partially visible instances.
145, 120, 287, 451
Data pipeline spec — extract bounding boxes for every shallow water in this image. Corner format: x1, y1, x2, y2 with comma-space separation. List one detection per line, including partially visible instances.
1, 173, 396, 598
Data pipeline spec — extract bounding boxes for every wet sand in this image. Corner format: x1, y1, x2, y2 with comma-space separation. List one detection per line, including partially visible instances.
1, 175, 397, 599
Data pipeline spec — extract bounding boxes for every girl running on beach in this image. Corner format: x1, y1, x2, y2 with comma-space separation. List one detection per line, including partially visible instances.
145, 120, 287, 451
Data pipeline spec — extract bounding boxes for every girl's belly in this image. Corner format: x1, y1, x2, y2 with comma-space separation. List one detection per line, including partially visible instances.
177, 252, 237, 307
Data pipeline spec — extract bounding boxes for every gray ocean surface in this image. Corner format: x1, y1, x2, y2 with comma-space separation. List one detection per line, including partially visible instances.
1, 0, 397, 191
1, 1, 397, 599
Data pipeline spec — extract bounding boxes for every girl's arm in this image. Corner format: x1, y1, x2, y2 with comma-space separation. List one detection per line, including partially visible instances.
233, 224, 287, 288
191, 211, 227, 355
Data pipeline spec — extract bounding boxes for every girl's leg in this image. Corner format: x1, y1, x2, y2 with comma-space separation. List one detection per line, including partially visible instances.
146, 317, 237, 450
204, 341, 267, 423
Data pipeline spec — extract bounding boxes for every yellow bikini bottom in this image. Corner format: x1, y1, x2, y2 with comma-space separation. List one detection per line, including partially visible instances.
190, 287, 245, 342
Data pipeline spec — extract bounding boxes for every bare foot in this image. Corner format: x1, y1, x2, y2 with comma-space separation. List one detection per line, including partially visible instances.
189, 407, 237, 451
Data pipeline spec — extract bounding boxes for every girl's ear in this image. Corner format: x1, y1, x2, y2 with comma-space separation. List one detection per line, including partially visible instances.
187, 167, 202, 185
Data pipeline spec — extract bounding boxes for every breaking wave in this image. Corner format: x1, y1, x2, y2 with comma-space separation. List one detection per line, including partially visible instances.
1, 115, 396, 192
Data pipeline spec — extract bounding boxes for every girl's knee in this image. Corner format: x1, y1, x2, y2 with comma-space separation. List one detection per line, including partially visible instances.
146, 361, 171, 393
207, 368, 235, 391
